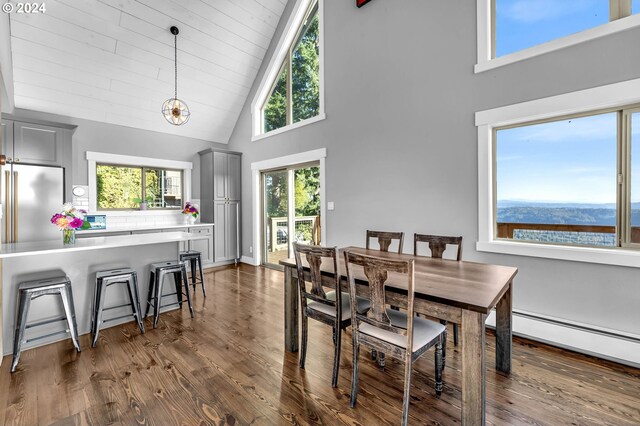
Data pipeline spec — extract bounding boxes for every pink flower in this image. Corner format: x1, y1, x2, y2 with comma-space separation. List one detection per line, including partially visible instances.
51, 213, 64, 224
69, 217, 84, 229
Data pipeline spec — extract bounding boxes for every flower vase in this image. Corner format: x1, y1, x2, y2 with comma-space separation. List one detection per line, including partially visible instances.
188, 215, 196, 225
62, 228, 76, 245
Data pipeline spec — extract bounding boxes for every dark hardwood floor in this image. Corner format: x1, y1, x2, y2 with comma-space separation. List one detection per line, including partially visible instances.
1, 264, 639, 425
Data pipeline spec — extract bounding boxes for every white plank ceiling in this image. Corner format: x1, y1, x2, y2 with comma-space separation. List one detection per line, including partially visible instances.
7, 0, 287, 143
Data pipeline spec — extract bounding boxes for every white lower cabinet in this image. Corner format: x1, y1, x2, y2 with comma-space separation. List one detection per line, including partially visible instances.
187, 226, 214, 264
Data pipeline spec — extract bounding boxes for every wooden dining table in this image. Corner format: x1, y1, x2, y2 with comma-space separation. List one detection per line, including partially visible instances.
279, 246, 518, 425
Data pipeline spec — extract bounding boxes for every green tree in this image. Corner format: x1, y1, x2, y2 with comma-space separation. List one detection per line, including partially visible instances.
96, 165, 142, 209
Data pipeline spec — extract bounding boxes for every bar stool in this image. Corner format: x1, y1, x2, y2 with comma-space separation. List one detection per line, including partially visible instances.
179, 250, 206, 296
91, 268, 145, 348
144, 260, 194, 329
11, 274, 81, 373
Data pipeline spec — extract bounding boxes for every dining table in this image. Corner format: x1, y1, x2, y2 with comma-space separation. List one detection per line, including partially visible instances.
279, 246, 518, 425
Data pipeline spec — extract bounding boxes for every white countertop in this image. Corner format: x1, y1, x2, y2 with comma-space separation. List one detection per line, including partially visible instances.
0, 231, 206, 259
76, 222, 214, 235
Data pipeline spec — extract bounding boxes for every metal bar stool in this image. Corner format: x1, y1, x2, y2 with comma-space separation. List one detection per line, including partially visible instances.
91, 267, 145, 347
144, 260, 194, 329
179, 250, 206, 296
11, 274, 81, 373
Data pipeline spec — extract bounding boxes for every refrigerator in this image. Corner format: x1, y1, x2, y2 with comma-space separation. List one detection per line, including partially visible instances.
1, 162, 64, 243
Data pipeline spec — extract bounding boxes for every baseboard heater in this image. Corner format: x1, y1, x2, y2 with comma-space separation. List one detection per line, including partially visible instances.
486, 309, 640, 368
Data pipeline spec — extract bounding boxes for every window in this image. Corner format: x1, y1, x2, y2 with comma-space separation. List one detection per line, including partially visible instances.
476, 0, 640, 72
252, 0, 324, 139
96, 164, 183, 210
495, 112, 618, 247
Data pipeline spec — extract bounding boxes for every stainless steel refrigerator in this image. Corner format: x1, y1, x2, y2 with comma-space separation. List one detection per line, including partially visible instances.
1, 163, 64, 243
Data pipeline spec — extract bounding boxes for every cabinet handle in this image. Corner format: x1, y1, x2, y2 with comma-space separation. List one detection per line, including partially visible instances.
4, 171, 9, 242
13, 171, 18, 242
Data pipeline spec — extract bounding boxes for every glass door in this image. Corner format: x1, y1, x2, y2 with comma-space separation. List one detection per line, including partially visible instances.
262, 163, 320, 268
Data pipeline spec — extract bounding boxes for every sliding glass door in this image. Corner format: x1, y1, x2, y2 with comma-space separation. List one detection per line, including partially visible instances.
262, 163, 320, 268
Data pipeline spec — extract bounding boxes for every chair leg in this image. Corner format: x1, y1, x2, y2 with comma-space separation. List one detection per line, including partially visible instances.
173, 271, 183, 307
131, 273, 145, 334
144, 271, 155, 319
197, 256, 206, 297
401, 356, 413, 426
440, 319, 448, 367
181, 265, 194, 318
153, 272, 164, 329
453, 324, 459, 346
378, 352, 385, 369
350, 337, 360, 408
435, 335, 444, 396
299, 314, 308, 369
371, 348, 377, 361
190, 258, 197, 291
11, 292, 31, 373
126, 275, 145, 335
331, 325, 342, 388
91, 279, 107, 348
60, 284, 81, 353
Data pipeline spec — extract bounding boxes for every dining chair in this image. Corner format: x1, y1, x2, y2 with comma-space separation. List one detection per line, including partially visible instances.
293, 242, 370, 388
344, 250, 445, 426
366, 230, 404, 254
414, 234, 463, 347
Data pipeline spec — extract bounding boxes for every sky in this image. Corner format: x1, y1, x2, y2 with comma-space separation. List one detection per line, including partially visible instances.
495, 0, 639, 57
496, 112, 640, 204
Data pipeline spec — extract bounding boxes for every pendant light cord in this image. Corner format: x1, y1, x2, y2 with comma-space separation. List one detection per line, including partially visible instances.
174, 33, 178, 100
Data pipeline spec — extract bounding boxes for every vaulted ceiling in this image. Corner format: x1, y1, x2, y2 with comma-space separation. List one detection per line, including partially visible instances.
5, 0, 286, 143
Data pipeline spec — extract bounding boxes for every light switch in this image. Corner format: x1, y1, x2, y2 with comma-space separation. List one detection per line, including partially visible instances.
327, 201, 335, 211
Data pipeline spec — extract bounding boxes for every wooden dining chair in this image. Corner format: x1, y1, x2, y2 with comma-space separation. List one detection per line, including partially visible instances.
414, 234, 463, 347
293, 242, 370, 388
344, 250, 445, 425
366, 230, 404, 254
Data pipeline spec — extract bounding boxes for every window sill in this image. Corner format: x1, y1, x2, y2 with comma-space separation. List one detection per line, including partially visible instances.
251, 113, 326, 142
476, 240, 640, 268
475, 14, 640, 74
90, 210, 182, 216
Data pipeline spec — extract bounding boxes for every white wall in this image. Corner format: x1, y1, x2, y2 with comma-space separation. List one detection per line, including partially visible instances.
227, 0, 640, 342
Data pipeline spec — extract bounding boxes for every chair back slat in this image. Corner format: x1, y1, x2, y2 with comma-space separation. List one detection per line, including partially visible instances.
366, 230, 404, 254
414, 234, 462, 260
344, 251, 414, 347
293, 242, 340, 312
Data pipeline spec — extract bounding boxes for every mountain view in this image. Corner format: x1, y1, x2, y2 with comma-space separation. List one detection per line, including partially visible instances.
497, 201, 640, 225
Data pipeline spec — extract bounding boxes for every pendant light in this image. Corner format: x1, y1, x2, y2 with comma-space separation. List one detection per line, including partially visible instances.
162, 26, 191, 125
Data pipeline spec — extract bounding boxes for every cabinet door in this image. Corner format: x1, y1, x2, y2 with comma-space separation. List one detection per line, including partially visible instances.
213, 152, 227, 201
1, 120, 13, 159
227, 154, 241, 201
226, 201, 240, 260
189, 226, 213, 264
214, 201, 227, 262
199, 152, 214, 222
13, 122, 64, 166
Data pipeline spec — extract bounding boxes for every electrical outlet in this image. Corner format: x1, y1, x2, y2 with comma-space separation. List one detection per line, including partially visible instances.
249, 246, 253, 253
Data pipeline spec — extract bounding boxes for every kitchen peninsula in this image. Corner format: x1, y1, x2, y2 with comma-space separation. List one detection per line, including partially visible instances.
0, 231, 206, 366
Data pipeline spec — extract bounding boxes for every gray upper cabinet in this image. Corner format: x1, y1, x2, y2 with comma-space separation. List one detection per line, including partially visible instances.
1, 119, 70, 167
213, 151, 241, 201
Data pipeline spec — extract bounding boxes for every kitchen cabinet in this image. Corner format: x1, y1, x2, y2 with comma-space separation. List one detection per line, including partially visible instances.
200, 149, 242, 263
1, 120, 69, 167
188, 226, 214, 264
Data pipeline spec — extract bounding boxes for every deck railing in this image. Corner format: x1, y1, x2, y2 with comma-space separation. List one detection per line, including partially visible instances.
496, 222, 640, 244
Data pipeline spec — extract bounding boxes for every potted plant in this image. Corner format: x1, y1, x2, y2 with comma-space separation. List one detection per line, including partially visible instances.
51, 203, 90, 245
182, 202, 199, 225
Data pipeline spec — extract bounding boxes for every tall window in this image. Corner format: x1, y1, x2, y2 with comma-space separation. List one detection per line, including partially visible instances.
261, 0, 320, 134
494, 106, 640, 248
493, 0, 638, 57
96, 164, 183, 210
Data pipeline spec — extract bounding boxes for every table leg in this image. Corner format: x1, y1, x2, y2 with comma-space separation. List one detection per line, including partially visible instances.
495, 281, 513, 374
284, 265, 298, 352
461, 309, 486, 425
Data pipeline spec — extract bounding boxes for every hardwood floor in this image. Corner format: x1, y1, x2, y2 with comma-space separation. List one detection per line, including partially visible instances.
1, 264, 639, 425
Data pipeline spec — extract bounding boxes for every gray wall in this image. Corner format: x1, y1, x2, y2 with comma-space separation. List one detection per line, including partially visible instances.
8, 108, 227, 199
227, 0, 640, 335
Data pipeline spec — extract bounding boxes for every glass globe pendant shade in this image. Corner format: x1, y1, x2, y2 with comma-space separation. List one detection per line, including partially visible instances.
162, 98, 191, 125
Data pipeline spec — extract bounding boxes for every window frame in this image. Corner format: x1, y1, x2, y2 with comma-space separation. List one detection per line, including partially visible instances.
475, 77, 640, 267
86, 152, 192, 214
251, 0, 325, 141
476, 0, 640, 73
95, 163, 185, 211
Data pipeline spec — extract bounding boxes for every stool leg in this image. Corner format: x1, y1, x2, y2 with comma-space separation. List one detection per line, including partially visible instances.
190, 258, 197, 291
125, 276, 144, 335
197, 256, 206, 297
173, 271, 183, 307
145, 271, 155, 319
91, 279, 107, 347
130, 273, 145, 334
11, 292, 32, 373
181, 265, 194, 318
60, 284, 81, 352
153, 271, 165, 329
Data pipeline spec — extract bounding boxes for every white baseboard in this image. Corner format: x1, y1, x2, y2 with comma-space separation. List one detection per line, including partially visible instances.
487, 310, 640, 368
241, 256, 258, 266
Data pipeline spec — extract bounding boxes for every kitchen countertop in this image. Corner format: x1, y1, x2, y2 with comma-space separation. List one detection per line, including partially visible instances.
0, 231, 206, 259
76, 222, 214, 235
